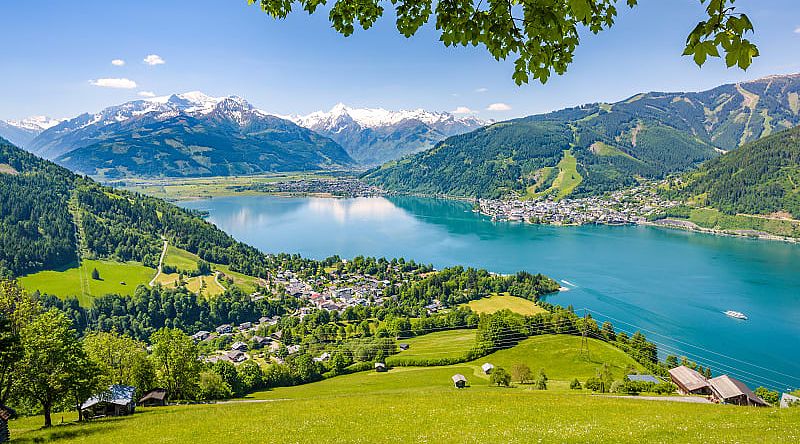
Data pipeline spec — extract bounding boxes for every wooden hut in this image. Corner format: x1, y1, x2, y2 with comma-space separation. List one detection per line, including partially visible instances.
668, 366, 711, 395
481, 363, 495, 375
138, 388, 168, 407
780, 393, 799, 408
375, 362, 387, 372
81, 385, 137, 419
708, 375, 768, 407
0, 404, 16, 443
452, 374, 467, 388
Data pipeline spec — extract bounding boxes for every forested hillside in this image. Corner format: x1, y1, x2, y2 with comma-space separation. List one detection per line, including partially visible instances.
0, 137, 274, 277
365, 74, 800, 198
673, 126, 800, 218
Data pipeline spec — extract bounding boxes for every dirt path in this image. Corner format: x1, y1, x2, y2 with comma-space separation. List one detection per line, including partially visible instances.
149, 238, 168, 287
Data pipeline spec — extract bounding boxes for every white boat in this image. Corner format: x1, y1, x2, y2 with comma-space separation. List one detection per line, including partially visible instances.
724, 310, 748, 320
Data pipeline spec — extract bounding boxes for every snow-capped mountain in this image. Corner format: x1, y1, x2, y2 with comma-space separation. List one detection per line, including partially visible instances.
291, 104, 488, 165
0, 115, 64, 148
28, 92, 354, 178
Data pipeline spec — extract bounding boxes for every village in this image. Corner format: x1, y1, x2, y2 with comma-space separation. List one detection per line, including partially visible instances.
476, 185, 680, 226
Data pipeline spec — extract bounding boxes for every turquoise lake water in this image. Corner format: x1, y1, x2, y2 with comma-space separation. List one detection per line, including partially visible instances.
181, 195, 800, 391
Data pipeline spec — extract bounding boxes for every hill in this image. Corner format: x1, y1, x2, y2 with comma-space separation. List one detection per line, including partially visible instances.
364, 74, 800, 198
0, 136, 274, 280
292, 104, 487, 165
11, 333, 800, 442
674, 125, 800, 218
28, 92, 354, 178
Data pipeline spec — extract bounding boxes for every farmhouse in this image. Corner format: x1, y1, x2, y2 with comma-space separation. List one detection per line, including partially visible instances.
191, 330, 210, 341
138, 388, 168, 407
252, 336, 271, 347
81, 385, 136, 419
399, 343, 409, 351
314, 352, 331, 363
780, 393, 799, 408
216, 324, 233, 334
668, 366, 712, 395
231, 341, 249, 352
226, 350, 247, 363
452, 374, 467, 388
481, 363, 494, 374
708, 375, 768, 407
375, 362, 387, 372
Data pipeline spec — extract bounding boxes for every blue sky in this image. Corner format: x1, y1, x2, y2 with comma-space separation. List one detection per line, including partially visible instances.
1, 0, 799, 121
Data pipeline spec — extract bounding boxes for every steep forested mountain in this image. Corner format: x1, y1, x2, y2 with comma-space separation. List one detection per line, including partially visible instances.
27, 92, 354, 178
0, 137, 272, 277
292, 104, 487, 165
675, 126, 800, 218
365, 74, 800, 198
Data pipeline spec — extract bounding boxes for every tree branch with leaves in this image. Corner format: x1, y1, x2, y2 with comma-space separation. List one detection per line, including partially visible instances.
248, 0, 757, 84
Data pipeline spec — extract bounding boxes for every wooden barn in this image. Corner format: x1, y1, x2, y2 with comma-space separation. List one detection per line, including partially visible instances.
481, 363, 494, 375
138, 388, 168, 407
375, 362, 387, 372
0, 404, 16, 443
668, 366, 712, 395
452, 374, 467, 388
81, 385, 137, 419
708, 375, 768, 407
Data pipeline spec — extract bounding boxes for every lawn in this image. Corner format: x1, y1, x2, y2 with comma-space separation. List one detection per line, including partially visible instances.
216, 264, 262, 293
154, 273, 225, 297
11, 382, 799, 443
162, 245, 200, 272
475, 335, 645, 382
551, 149, 582, 200
463, 293, 547, 316
18, 260, 155, 306
386, 329, 477, 364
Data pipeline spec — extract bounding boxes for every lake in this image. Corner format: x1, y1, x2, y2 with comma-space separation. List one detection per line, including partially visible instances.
181, 195, 800, 390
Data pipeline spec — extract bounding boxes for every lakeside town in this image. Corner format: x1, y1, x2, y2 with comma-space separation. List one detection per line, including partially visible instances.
476, 185, 681, 226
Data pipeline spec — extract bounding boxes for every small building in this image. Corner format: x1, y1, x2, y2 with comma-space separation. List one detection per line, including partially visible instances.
226, 350, 247, 363
627, 374, 661, 384
375, 362, 387, 372
780, 393, 799, 408
271, 330, 283, 341
452, 374, 467, 388
481, 363, 494, 375
191, 330, 210, 342
252, 336, 271, 348
216, 324, 233, 335
81, 385, 136, 419
239, 322, 252, 330
0, 403, 17, 443
138, 388, 168, 407
314, 352, 331, 363
709, 375, 768, 406
668, 366, 712, 395
399, 343, 410, 351
231, 341, 249, 352
287, 345, 301, 355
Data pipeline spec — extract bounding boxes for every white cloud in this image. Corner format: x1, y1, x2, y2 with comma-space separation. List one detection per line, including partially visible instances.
111, 59, 126, 66
486, 102, 511, 111
475, 87, 489, 93
451, 106, 475, 114
138, 91, 156, 98
143, 54, 165, 66
795, 26, 800, 34
89, 78, 138, 89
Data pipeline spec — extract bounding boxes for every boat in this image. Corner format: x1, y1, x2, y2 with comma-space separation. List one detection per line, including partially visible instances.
724, 310, 748, 320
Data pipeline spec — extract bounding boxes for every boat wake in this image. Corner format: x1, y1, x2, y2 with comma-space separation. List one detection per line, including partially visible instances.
560, 279, 577, 287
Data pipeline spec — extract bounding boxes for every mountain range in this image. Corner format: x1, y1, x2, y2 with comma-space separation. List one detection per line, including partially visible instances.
365, 73, 800, 198
290, 104, 487, 165
0, 94, 487, 177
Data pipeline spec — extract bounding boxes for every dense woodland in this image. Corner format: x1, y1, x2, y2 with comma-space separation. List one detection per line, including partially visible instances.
673, 126, 800, 218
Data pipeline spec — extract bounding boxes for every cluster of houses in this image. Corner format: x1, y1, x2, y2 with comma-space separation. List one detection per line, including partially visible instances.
269, 270, 390, 314
668, 365, 781, 407
477, 185, 678, 226
193, 316, 282, 365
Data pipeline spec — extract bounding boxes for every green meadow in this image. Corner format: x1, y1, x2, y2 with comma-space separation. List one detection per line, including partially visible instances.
463, 293, 547, 316
18, 259, 154, 305
386, 329, 477, 364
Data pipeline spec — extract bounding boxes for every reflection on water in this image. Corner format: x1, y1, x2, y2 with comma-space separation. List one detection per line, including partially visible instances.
181, 195, 800, 390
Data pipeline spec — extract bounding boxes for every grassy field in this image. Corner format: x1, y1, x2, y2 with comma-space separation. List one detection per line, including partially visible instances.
118, 172, 336, 200
463, 293, 547, 316
11, 365, 800, 442
154, 272, 225, 297
163, 245, 200, 272
524, 150, 583, 200
18, 260, 154, 305
684, 207, 800, 238
386, 329, 477, 364
216, 264, 262, 293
